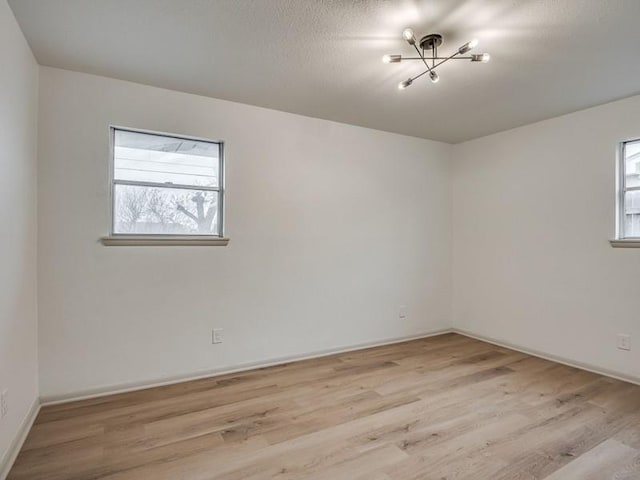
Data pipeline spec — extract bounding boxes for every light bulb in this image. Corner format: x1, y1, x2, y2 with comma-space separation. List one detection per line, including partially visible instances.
398, 78, 412, 90
429, 70, 439, 83
458, 38, 479, 54
471, 53, 490, 63
402, 28, 416, 45
382, 54, 401, 64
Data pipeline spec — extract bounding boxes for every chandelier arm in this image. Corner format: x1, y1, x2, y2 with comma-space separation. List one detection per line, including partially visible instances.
406, 50, 467, 83
431, 51, 463, 69
411, 43, 433, 73
433, 43, 437, 69
408, 68, 431, 83
404, 56, 473, 60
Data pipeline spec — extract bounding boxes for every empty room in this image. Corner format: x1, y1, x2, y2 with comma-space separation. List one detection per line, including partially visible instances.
2, 0, 640, 478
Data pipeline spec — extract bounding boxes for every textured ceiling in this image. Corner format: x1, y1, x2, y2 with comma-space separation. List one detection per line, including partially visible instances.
9, 0, 640, 143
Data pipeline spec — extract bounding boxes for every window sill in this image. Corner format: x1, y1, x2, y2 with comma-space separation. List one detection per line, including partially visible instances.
609, 239, 640, 248
101, 236, 230, 246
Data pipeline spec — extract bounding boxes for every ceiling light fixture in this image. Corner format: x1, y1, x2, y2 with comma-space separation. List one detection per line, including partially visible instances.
384, 30, 490, 89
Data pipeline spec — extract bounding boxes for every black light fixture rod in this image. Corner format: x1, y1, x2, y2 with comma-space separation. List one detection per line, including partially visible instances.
430, 50, 463, 70
433, 43, 437, 69
411, 43, 433, 73
403, 57, 473, 60
407, 68, 432, 84
406, 49, 464, 83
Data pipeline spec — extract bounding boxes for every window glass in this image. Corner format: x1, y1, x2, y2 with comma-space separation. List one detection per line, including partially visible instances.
112, 128, 223, 236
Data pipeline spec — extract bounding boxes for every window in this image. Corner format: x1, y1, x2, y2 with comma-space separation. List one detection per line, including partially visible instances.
618, 139, 640, 239
110, 127, 224, 239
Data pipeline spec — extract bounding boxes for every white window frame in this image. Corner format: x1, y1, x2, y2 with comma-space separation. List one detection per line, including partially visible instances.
612, 138, 640, 247
102, 126, 228, 246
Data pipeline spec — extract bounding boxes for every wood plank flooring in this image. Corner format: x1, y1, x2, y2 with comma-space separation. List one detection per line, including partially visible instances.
8, 333, 640, 479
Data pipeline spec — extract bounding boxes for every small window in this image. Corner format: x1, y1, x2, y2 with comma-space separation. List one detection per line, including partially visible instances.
110, 128, 224, 237
618, 139, 640, 239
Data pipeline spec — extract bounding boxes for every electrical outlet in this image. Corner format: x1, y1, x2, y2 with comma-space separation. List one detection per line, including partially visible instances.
212, 328, 224, 344
399, 305, 407, 319
617, 334, 631, 351
1, 390, 8, 419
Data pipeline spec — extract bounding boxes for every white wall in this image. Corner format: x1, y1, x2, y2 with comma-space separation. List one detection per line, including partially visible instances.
36, 45, 640, 403
453, 94, 640, 382
0, 0, 39, 470
37, 67, 452, 399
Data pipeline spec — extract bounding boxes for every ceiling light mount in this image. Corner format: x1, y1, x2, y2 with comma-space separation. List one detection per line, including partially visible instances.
384, 29, 490, 89
419, 34, 443, 51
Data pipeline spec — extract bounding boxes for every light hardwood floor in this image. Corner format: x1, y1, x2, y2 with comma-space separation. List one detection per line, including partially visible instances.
8, 333, 640, 479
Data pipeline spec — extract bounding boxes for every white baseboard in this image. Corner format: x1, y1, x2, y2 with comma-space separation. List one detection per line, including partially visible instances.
0, 397, 40, 480
40, 328, 453, 406
453, 328, 640, 386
